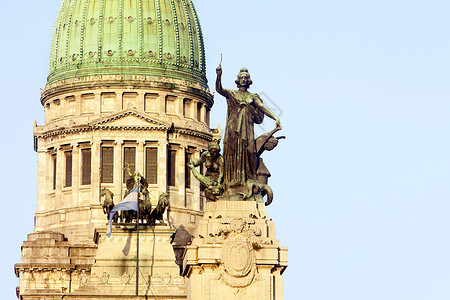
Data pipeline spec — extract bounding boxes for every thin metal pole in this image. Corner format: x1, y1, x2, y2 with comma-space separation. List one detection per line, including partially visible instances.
136, 204, 140, 297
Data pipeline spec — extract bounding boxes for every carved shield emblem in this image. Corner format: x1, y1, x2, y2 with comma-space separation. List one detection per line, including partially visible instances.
223, 238, 253, 278
230, 244, 249, 272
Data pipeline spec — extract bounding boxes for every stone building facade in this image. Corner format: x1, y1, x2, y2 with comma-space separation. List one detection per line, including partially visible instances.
15, 0, 287, 299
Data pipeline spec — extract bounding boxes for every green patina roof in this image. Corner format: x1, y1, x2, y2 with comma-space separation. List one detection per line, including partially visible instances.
49, 0, 207, 86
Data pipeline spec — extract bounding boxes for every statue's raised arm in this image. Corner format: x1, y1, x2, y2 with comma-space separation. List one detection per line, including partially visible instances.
216, 65, 231, 99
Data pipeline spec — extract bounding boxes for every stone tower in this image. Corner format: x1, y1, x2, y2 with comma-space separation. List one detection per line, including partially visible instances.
15, 0, 219, 298
15, 1, 288, 299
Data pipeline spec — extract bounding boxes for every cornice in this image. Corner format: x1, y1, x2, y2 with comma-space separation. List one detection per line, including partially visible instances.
36, 125, 212, 141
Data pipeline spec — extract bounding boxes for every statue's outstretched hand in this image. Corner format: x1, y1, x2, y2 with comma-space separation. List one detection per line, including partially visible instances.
275, 120, 282, 131
187, 159, 194, 169
216, 65, 222, 76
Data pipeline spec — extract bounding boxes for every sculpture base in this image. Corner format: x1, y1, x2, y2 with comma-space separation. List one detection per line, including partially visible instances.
15, 225, 187, 299
68, 224, 186, 298
182, 201, 288, 300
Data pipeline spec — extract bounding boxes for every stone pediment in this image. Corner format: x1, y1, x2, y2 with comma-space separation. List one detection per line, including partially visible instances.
92, 110, 169, 129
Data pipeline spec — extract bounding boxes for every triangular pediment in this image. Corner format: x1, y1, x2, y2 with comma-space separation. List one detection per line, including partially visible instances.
92, 109, 169, 128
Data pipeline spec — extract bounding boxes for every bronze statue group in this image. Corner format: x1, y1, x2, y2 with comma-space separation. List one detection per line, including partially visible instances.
100, 164, 170, 225
101, 65, 284, 224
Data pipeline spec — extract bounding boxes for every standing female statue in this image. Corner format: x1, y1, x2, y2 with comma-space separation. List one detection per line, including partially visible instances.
216, 65, 282, 188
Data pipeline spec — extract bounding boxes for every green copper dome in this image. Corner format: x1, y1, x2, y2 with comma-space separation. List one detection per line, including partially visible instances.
49, 0, 206, 86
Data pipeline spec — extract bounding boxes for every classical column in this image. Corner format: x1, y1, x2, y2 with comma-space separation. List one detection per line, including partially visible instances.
116, 91, 123, 111
94, 92, 101, 115
177, 145, 186, 207
159, 93, 166, 116
59, 97, 65, 119
192, 149, 202, 211
177, 95, 183, 116
114, 140, 123, 201
74, 93, 82, 116
158, 141, 167, 193
55, 146, 64, 209
72, 143, 80, 207
137, 92, 145, 112
136, 140, 145, 174
199, 103, 206, 123
91, 138, 101, 205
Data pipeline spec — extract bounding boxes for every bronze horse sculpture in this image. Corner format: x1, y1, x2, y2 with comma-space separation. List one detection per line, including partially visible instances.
99, 188, 118, 222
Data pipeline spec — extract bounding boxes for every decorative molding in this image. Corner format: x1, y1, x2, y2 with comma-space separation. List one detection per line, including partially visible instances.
79, 0, 89, 61
138, 0, 144, 59
118, 0, 123, 57
97, 0, 105, 60
156, 0, 163, 61
64, 0, 77, 62
189, 0, 206, 72
180, 0, 195, 68
170, 0, 181, 65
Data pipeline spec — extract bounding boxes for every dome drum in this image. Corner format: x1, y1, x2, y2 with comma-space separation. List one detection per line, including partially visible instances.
40, 73, 214, 107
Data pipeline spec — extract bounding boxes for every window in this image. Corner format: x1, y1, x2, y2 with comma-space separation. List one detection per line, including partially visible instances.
101, 147, 114, 183
123, 147, 136, 183
197, 103, 202, 121
206, 107, 210, 127
199, 150, 205, 175
52, 154, 57, 190
168, 148, 177, 186
165, 95, 177, 114
82, 93, 95, 113
199, 150, 205, 192
146, 147, 158, 184
64, 151, 72, 187
81, 149, 91, 185
185, 151, 192, 188
144, 93, 159, 113
183, 98, 191, 118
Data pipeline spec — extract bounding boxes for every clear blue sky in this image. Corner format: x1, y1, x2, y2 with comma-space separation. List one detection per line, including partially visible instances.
1, 1, 450, 299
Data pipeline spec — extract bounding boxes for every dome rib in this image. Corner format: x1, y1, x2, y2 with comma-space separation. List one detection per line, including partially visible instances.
190, 0, 205, 72
118, 0, 123, 57
138, 0, 144, 59
51, 0, 67, 70
156, 0, 163, 62
97, 0, 105, 61
180, 0, 195, 69
169, 0, 181, 66
79, 0, 89, 62
64, 0, 77, 62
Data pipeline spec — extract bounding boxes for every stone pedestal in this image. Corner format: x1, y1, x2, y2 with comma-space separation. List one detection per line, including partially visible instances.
15, 231, 97, 299
16, 225, 187, 299
182, 201, 288, 300
69, 224, 186, 298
